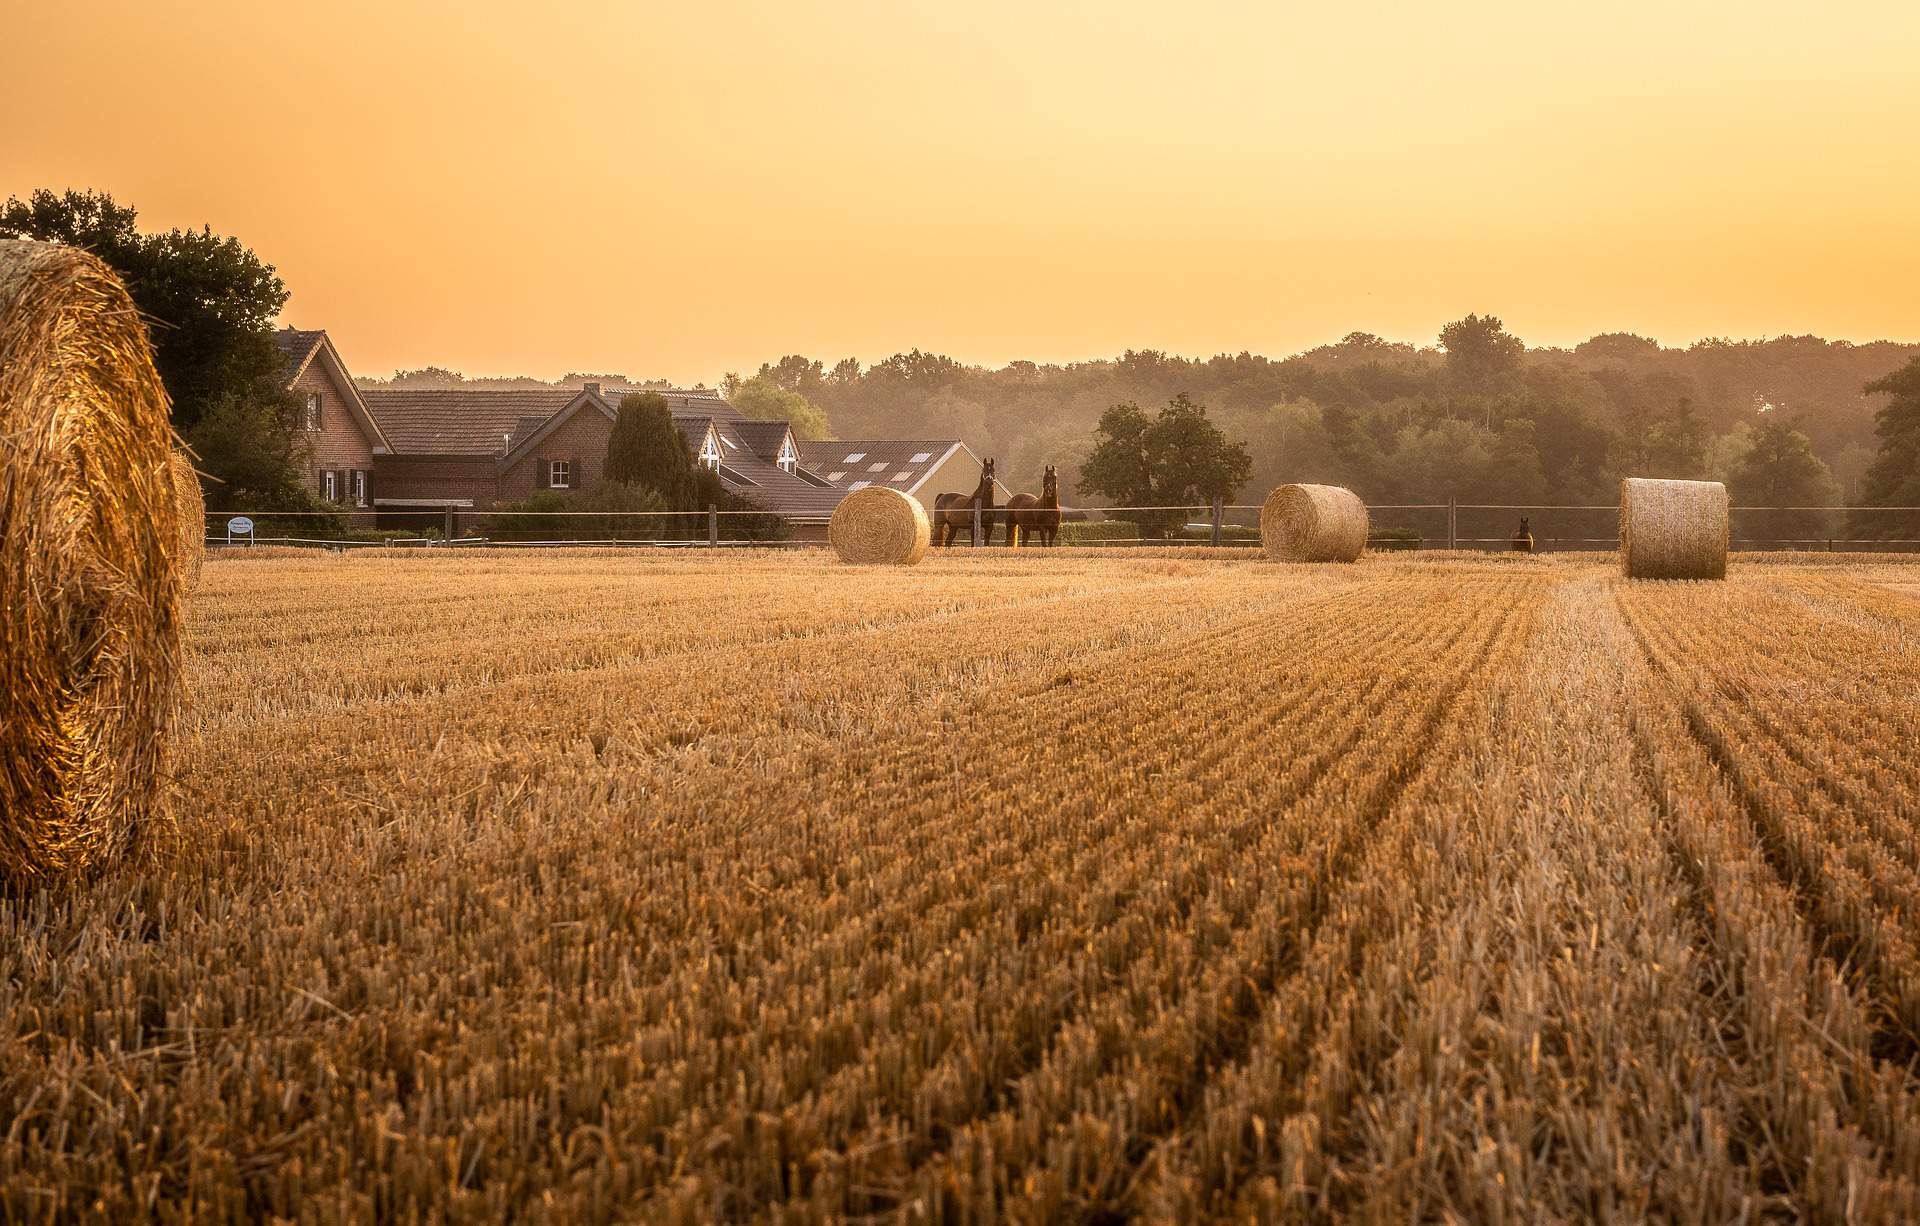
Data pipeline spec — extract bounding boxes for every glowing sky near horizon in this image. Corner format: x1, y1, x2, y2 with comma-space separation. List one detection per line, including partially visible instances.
5, 0, 1918, 384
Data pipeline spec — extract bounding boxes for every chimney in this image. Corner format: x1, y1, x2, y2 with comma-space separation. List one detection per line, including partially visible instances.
583, 381, 602, 395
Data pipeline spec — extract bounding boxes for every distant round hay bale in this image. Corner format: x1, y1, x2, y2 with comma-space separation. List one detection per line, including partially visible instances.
0, 239, 184, 887
170, 451, 205, 589
1620, 478, 1728, 580
829, 486, 931, 565
1260, 484, 1367, 562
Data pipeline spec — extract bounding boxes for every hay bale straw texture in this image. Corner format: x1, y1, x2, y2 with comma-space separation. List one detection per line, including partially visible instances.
1261, 483, 1368, 562
829, 485, 931, 565
170, 451, 205, 589
1620, 477, 1728, 580
0, 239, 184, 887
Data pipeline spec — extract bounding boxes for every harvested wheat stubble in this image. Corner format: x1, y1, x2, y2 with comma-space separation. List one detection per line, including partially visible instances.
1260, 483, 1368, 562
1619, 477, 1727, 580
828, 484, 931, 565
170, 450, 204, 589
0, 239, 184, 888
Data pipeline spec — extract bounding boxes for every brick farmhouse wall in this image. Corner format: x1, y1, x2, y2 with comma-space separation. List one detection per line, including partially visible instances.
290, 358, 375, 525
498, 407, 615, 502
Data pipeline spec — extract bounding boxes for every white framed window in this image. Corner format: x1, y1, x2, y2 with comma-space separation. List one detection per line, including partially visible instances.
353, 470, 367, 507
842, 451, 866, 463
549, 459, 571, 489
322, 470, 337, 501
303, 392, 322, 432
699, 434, 721, 471
778, 436, 797, 473
908, 451, 932, 464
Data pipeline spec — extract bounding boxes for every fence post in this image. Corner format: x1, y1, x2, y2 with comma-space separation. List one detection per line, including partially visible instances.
1210, 496, 1223, 546
708, 504, 718, 547
1446, 496, 1457, 552
972, 505, 982, 547
444, 505, 455, 541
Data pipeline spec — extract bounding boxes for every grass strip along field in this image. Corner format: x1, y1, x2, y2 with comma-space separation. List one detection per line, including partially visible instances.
3, 550, 1919, 1222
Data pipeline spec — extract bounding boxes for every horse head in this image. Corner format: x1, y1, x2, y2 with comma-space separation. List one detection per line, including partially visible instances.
1043, 465, 1058, 500
978, 459, 996, 505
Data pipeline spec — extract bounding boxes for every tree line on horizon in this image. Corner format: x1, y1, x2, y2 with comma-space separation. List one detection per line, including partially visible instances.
398, 324, 1920, 539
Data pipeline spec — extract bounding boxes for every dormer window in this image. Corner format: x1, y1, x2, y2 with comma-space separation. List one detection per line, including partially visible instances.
778, 436, 797, 473
699, 433, 720, 471
302, 392, 322, 432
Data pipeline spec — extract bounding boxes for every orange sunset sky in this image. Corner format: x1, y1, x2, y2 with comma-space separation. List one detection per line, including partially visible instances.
5, 1, 1918, 385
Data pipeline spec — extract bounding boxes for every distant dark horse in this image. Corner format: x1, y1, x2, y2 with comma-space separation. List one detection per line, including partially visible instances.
1511, 517, 1535, 553
1005, 465, 1062, 547
934, 458, 997, 547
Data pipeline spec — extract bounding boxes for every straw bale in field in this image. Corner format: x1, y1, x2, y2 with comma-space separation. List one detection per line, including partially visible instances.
829, 485, 931, 565
170, 451, 204, 589
0, 239, 184, 887
1619, 477, 1727, 580
1260, 483, 1367, 562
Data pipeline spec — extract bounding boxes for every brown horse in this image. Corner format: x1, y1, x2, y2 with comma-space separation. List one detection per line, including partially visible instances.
934, 458, 997, 547
1511, 517, 1535, 553
1006, 465, 1061, 547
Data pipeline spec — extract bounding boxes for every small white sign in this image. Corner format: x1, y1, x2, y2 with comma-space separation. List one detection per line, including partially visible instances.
227, 516, 254, 536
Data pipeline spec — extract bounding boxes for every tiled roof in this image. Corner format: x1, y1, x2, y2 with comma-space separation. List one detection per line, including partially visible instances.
274, 328, 327, 381
362, 389, 582, 456
505, 414, 551, 454
732, 419, 792, 462
361, 385, 734, 457
797, 439, 962, 491
711, 417, 846, 520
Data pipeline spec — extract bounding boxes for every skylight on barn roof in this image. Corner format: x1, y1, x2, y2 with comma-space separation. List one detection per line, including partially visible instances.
909, 451, 932, 464
868, 462, 889, 472
848, 480, 870, 490
843, 452, 866, 463
892, 471, 912, 482
827, 471, 847, 482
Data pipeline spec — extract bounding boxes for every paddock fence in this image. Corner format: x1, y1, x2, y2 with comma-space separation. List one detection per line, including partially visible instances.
197, 500, 1920, 553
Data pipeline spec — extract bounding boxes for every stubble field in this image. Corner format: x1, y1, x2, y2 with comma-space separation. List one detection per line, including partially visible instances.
4, 548, 1920, 1222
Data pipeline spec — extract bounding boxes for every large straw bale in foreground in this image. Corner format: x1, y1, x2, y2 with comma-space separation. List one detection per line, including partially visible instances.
1619, 477, 1727, 580
0, 240, 184, 887
170, 451, 205, 589
1260, 483, 1368, 562
829, 486, 931, 565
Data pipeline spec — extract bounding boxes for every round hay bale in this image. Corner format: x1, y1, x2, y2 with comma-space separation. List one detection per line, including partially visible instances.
829, 486, 931, 565
170, 451, 205, 590
0, 239, 184, 887
1260, 483, 1367, 562
1620, 477, 1728, 580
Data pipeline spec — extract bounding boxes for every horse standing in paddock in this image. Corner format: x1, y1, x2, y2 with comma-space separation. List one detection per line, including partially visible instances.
1006, 465, 1062, 547
934, 458, 998, 547
1511, 517, 1535, 553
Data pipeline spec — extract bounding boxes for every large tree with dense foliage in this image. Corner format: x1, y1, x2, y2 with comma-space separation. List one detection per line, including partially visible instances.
605, 392, 697, 507
1080, 393, 1252, 537
1728, 419, 1843, 542
1854, 358, 1920, 538
0, 188, 311, 507
723, 375, 833, 440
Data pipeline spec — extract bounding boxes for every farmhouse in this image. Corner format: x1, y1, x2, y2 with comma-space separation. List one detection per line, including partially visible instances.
797, 439, 1010, 512
278, 330, 851, 535
275, 328, 390, 525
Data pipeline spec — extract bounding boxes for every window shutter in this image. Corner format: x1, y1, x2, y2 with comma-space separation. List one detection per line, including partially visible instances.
573, 457, 583, 489
538, 458, 549, 489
